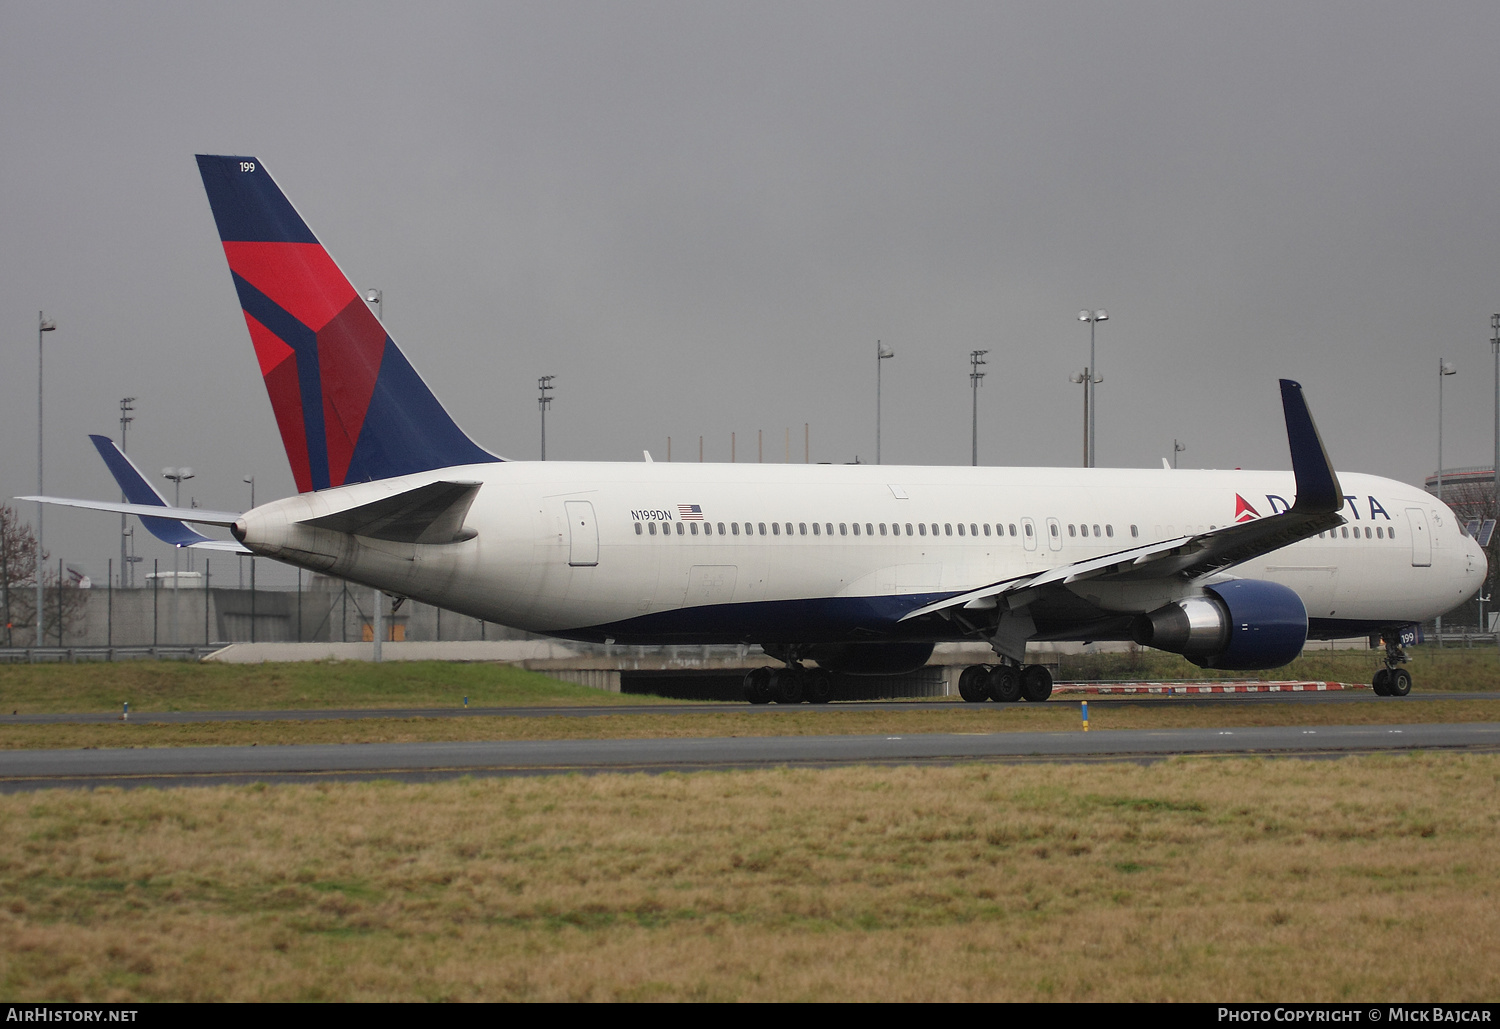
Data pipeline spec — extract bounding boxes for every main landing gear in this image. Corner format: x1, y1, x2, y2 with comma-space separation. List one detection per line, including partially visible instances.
1371, 634, 1412, 697
743, 665, 834, 705
957, 663, 1053, 703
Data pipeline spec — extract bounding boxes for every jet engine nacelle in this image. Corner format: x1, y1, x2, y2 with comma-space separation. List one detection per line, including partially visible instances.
1131, 579, 1307, 670
807, 641, 935, 676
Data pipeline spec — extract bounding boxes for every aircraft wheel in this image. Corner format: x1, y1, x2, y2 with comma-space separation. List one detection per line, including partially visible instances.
805, 669, 834, 704
989, 664, 1022, 703
772, 669, 804, 704
958, 665, 990, 703
1388, 668, 1412, 697
1372, 668, 1392, 696
1020, 664, 1053, 703
744, 666, 774, 705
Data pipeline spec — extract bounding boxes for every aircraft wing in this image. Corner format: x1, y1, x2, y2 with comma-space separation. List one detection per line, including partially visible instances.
900, 379, 1345, 624
17, 435, 249, 553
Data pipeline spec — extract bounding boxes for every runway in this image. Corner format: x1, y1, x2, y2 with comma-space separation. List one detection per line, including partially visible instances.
2, 720, 1497, 792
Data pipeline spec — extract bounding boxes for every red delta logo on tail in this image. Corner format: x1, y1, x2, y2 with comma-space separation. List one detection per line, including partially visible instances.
1234, 494, 1260, 523
196, 155, 498, 494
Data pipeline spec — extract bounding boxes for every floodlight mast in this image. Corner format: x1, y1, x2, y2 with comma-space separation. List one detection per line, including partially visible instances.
538, 375, 555, 460
969, 350, 987, 466
1078, 309, 1108, 467
876, 341, 893, 464
36, 312, 56, 647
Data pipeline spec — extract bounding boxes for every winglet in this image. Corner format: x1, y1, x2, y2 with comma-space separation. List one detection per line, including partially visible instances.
88, 434, 215, 548
1278, 380, 1342, 515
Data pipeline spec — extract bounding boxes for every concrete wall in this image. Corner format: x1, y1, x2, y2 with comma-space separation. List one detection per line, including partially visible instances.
52, 580, 532, 647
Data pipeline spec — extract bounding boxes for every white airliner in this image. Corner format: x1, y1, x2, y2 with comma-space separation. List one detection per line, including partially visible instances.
24, 156, 1487, 703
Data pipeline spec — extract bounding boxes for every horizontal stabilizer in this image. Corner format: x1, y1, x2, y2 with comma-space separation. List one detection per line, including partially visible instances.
301, 480, 481, 544
19, 496, 240, 526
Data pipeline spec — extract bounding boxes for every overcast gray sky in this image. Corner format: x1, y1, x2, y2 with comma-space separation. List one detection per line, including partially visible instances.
3, 1, 1499, 586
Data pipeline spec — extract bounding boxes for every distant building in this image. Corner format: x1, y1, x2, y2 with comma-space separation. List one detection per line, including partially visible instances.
1424, 466, 1496, 527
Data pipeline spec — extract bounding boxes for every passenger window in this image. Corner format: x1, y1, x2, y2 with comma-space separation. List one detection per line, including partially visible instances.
812, 522, 821, 536
866, 523, 873, 536
772, 522, 780, 535
930, 524, 939, 536
676, 523, 685, 535
853, 523, 861, 536
1390, 528, 1397, 539
744, 522, 753, 535
758, 523, 767, 535
800, 523, 807, 535
970, 523, 978, 537
957, 523, 965, 537
1376, 526, 1383, 539
1341, 527, 1349, 538
691, 523, 699, 535
1050, 523, 1059, 538
1068, 524, 1076, 537
825, 523, 834, 536
1130, 525, 1139, 538
1009, 524, 1017, 536
982, 524, 991, 537
717, 522, 726, 535
840, 523, 848, 536
906, 523, 914, 535
944, 524, 952, 536
635, 523, 643, 535
879, 523, 887, 536
648, 522, 657, 535
919, 523, 927, 537
1093, 524, 1101, 536
786, 523, 793, 535
1024, 523, 1032, 537
732, 523, 740, 536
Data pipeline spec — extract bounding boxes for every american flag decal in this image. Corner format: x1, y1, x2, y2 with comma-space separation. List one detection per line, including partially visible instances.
678, 504, 704, 520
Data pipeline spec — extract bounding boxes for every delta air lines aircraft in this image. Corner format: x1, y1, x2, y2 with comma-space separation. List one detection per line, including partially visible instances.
25, 156, 1487, 703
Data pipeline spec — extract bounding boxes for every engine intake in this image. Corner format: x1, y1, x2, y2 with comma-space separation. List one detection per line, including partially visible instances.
1132, 579, 1307, 670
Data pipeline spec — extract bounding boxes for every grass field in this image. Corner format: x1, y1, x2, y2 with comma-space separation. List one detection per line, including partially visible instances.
0, 645, 1496, 718
2, 753, 1496, 1001
0, 659, 686, 715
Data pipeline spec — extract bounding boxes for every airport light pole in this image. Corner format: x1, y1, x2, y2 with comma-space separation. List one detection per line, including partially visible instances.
969, 350, 988, 466
244, 475, 257, 646
1492, 315, 1500, 521
538, 375, 555, 460
876, 341, 893, 464
119, 398, 135, 587
1078, 310, 1108, 467
1068, 367, 1099, 468
365, 289, 386, 660
163, 468, 195, 643
36, 312, 56, 647
1173, 438, 1186, 469
1436, 358, 1457, 644
1437, 359, 1456, 502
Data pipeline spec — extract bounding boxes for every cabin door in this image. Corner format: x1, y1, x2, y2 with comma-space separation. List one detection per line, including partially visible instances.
1405, 508, 1431, 568
565, 501, 599, 566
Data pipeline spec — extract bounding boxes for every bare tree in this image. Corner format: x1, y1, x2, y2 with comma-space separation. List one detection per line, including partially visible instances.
0, 505, 87, 647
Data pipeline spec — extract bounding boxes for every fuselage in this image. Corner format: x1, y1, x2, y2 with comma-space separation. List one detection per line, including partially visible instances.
235, 461, 1486, 646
